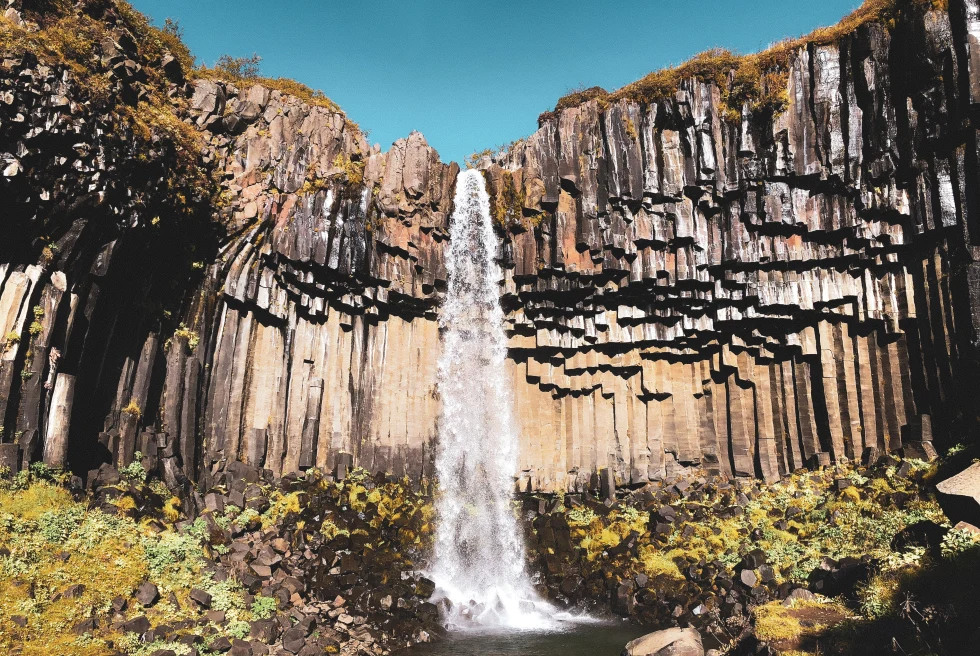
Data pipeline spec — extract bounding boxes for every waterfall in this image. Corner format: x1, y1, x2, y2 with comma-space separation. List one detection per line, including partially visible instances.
429, 169, 551, 630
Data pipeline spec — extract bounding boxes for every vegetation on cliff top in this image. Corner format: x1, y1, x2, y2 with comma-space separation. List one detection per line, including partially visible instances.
1, 0, 213, 212
196, 54, 346, 116
539, 0, 949, 125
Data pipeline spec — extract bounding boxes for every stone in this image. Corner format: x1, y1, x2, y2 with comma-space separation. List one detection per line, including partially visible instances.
739, 569, 758, 588
189, 588, 212, 608
122, 615, 151, 634
741, 549, 767, 570
0, 443, 20, 475
903, 441, 938, 462
783, 588, 816, 606
622, 627, 704, 656
250, 619, 281, 642
282, 626, 307, 653
136, 581, 160, 607
861, 447, 881, 467
205, 492, 226, 513
891, 521, 948, 557
62, 584, 86, 599
251, 563, 273, 578
600, 467, 615, 501
210, 636, 232, 652
936, 463, 980, 529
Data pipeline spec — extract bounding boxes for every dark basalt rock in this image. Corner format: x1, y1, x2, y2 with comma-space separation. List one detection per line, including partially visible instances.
135, 581, 159, 607
891, 520, 949, 558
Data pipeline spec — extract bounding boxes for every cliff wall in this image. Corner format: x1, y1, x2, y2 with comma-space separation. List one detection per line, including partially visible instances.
2, 0, 980, 493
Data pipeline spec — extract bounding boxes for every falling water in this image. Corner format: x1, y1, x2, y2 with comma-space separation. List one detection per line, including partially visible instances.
429, 169, 552, 630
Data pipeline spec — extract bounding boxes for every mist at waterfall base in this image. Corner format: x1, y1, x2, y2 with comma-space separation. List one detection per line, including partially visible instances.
427, 170, 603, 638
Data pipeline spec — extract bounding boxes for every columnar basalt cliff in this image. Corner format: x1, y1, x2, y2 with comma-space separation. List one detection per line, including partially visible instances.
2, 0, 980, 494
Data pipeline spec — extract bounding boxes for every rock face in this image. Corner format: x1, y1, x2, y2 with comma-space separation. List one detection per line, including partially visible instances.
2, 0, 980, 491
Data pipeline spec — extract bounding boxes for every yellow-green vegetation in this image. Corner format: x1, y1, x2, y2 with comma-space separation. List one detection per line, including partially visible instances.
171, 323, 201, 352
3, 330, 19, 351
541, 0, 948, 123
333, 153, 365, 187
0, 0, 215, 221
488, 170, 524, 226
0, 481, 147, 655
753, 598, 852, 652
333, 467, 434, 546
465, 148, 495, 169
637, 545, 684, 581
298, 154, 366, 196
562, 460, 943, 588
122, 400, 142, 420
481, 169, 551, 230
568, 504, 649, 562
0, 470, 286, 655
755, 524, 980, 654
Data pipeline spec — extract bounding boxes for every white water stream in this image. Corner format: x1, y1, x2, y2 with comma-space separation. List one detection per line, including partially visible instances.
429, 169, 555, 630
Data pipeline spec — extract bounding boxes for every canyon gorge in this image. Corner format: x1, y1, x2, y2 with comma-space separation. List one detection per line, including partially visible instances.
2, 0, 980, 499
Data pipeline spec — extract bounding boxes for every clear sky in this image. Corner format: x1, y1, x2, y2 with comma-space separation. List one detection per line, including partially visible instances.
131, 0, 864, 165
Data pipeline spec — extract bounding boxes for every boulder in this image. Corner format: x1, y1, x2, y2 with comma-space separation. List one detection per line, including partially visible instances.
891, 520, 949, 558
136, 581, 159, 607
622, 627, 704, 656
189, 587, 212, 608
282, 626, 307, 653
122, 615, 151, 634
936, 463, 980, 529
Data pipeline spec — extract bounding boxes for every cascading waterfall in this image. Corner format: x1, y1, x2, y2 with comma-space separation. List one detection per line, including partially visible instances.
429, 169, 553, 630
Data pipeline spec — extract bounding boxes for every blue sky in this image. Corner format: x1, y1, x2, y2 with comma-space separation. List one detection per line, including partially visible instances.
132, 0, 864, 164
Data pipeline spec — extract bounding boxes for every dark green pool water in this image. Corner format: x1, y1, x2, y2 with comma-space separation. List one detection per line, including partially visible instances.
405, 622, 649, 656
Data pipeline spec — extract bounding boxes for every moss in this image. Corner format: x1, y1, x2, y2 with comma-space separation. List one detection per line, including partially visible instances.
489, 170, 524, 226
170, 323, 200, 352
754, 599, 851, 649
162, 496, 181, 522
540, 0, 946, 124
122, 400, 142, 420
638, 545, 683, 580
755, 601, 808, 643
623, 116, 638, 140
333, 153, 365, 187
0, 481, 74, 521
0, 484, 150, 655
